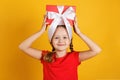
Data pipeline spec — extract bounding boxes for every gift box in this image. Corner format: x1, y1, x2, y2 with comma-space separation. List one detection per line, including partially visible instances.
46, 5, 76, 41
46, 5, 76, 26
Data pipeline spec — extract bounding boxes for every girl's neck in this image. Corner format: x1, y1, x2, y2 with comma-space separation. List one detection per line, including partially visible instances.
55, 50, 67, 58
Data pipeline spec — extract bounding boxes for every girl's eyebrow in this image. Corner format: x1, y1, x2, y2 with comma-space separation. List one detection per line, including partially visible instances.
54, 35, 60, 37
54, 35, 68, 37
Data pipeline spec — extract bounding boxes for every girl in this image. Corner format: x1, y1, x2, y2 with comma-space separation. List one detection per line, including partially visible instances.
19, 15, 101, 80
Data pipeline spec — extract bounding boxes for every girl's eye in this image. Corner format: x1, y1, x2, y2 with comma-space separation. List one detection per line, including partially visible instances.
54, 37, 59, 39
63, 37, 68, 39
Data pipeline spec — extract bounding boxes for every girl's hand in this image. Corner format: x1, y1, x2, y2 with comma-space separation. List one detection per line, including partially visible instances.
40, 14, 48, 32
73, 17, 81, 35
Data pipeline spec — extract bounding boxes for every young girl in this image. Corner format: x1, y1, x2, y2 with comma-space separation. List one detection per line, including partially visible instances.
19, 15, 101, 80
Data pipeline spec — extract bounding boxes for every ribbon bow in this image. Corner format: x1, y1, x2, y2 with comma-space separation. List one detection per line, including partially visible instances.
46, 5, 76, 41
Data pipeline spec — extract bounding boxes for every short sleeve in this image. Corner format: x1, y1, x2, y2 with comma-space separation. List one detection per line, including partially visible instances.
40, 50, 49, 63
73, 51, 81, 65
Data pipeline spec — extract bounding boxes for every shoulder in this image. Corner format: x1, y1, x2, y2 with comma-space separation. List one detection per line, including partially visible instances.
41, 50, 50, 55
68, 51, 81, 65
40, 50, 50, 59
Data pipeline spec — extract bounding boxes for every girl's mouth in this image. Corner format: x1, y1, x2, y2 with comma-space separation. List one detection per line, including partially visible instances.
57, 44, 65, 46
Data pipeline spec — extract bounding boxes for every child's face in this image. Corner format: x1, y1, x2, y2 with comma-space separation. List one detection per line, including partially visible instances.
51, 26, 71, 51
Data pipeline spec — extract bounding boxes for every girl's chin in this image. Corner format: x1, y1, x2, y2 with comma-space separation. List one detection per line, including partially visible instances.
55, 48, 66, 51
54, 46, 69, 51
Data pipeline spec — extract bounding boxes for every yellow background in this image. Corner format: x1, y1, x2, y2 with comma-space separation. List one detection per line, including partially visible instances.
0, 0, 120, 80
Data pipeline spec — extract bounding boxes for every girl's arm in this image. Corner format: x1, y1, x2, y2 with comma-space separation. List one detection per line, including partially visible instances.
19, 15, 47, 60
73, 17, 102, 61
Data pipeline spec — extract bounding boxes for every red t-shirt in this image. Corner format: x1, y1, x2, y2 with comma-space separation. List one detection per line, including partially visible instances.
41, 51, 81, 80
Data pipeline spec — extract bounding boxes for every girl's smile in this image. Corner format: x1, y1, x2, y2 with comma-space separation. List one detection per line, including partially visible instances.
57, 44, 65, 46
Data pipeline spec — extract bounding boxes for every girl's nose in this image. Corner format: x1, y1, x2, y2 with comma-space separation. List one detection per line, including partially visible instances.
58, 38, 63, 43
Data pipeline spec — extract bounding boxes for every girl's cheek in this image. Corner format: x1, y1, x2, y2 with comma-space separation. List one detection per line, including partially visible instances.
53, 40, 58, 43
